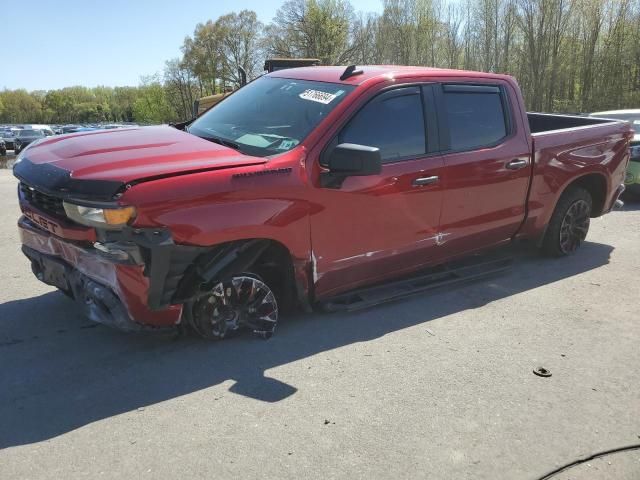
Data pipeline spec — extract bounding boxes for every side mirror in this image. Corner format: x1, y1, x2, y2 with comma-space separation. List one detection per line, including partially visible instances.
321, 143, 382, 188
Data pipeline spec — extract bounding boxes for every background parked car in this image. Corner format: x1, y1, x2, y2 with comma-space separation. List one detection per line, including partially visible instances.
13, 129, 46, 154
21, 125, 55, 137
589, 109, 640, 197
60, 125, 82, 134
0, 129, 16, 150
63, 126, 100, 133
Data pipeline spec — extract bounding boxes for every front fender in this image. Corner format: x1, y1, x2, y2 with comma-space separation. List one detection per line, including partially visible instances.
120, 160, 314, 306
121, 157, 312, 261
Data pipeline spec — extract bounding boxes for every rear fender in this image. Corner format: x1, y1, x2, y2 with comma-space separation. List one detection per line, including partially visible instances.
519, 129, 629, 240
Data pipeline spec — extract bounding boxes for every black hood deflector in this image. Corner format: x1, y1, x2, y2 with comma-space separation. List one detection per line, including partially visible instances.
14, 158, 125, 201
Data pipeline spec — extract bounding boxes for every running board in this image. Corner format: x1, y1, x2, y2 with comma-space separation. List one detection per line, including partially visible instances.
319, 254, 513, 312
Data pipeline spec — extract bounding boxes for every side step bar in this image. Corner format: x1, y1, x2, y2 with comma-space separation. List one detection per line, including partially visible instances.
318, 254, 513, 312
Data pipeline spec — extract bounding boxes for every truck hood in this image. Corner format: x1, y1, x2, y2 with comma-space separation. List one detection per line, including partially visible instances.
17, 125, 267, 183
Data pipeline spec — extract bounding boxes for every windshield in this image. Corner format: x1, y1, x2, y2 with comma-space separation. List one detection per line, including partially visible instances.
188, 76, 355, 157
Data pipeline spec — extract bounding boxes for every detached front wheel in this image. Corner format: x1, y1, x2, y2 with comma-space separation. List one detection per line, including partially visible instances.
188, 274, 279, 340
542, 186, 592, 256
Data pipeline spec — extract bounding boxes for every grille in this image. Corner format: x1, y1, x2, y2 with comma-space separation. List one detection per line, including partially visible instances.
20, 183, 66, 218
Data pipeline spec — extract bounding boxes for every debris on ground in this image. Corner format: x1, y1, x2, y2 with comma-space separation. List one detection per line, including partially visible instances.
533, 367, 552, 377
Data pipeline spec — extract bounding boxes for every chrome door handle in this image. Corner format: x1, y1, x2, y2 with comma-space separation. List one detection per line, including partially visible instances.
506, 158, 529, 170
412, 175, 439, 186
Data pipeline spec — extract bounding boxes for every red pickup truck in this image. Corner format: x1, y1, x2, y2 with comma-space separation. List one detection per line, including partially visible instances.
14, 66, 631, 339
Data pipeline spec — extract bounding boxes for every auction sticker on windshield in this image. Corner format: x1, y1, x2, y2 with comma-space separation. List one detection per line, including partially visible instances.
299, 89, 339, 104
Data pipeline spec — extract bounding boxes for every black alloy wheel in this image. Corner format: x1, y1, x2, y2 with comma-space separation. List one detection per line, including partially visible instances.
189, 274, 278, 340
559, 199, 591, 254
542, 186, 593, 257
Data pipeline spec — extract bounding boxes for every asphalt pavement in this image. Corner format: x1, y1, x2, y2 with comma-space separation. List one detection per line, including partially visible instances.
0, 169, 638, 479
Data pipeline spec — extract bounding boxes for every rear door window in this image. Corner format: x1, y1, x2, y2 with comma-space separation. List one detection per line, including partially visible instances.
442, 85, 509, 151
339, 86, 426, 163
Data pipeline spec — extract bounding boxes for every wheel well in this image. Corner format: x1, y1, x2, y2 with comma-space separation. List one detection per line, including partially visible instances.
251, 240, 297, 312
175, 239, 298, 312
567, 173, 607, 217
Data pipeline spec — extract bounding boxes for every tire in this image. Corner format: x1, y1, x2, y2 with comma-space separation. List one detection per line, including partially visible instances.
542, 186, 592, 256
0, 148, 6, 156
186, 272, 279, 340
14, 146, 20, 155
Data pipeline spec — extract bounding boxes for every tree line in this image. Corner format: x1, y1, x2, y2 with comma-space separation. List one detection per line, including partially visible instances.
1, 0, 639, 125
0, 79, 174, 125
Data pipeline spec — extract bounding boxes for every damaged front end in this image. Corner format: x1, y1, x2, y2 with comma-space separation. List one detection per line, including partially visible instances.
23, 244, 134, 331
18, 212, 305, 337
13, 142, 309, 338
18, 216, 190, 331
14, 160, 214, 331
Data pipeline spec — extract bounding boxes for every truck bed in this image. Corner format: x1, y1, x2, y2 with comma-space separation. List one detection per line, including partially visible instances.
527, 112, 613, 134
520, 113, 630, 241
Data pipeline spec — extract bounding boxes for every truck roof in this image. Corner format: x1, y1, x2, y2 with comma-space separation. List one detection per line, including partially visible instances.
268, 65, 514, 85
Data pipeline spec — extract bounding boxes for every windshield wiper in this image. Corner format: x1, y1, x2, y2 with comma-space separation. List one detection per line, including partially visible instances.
200, 134, 241, 152
187, 126, 242, 152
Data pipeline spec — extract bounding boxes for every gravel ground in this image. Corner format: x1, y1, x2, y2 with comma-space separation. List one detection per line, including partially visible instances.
0, 168, 638, 479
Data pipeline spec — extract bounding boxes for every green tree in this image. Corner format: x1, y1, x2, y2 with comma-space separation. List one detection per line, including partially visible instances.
113, 87, 139, 122
0, 89, 43, 123
2, 0, 640, 120
218, 10, 265, 83
164, 59, 199, 121
267, 0, 354, 64
132, 75, 175, 124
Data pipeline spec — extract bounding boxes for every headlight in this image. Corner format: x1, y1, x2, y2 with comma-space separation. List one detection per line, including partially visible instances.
63, 202, 137, 229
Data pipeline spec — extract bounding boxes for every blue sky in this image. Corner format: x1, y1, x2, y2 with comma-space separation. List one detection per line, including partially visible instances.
2, 0, 382, 91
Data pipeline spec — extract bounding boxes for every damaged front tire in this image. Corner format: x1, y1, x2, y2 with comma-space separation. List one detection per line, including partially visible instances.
186, 274, 279, 340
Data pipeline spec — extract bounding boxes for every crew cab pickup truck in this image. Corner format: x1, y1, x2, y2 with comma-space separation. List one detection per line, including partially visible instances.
14, 66, 631, 339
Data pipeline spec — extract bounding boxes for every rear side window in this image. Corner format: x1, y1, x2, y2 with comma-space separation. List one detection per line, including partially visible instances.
339, 87, 426, 163
443, 85, 508, 151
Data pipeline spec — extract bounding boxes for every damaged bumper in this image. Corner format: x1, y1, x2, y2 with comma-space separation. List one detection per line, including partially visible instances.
19, 217, 184, 330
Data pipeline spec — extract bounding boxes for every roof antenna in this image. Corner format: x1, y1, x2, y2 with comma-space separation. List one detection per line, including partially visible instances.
340, 65, 364, 81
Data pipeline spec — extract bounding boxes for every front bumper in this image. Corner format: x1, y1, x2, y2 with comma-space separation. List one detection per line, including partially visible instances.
19, 217, 183, 330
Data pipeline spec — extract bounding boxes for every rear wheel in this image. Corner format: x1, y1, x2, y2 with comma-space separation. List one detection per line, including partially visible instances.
542, 186, 592, 256
188, 274, 278, 340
